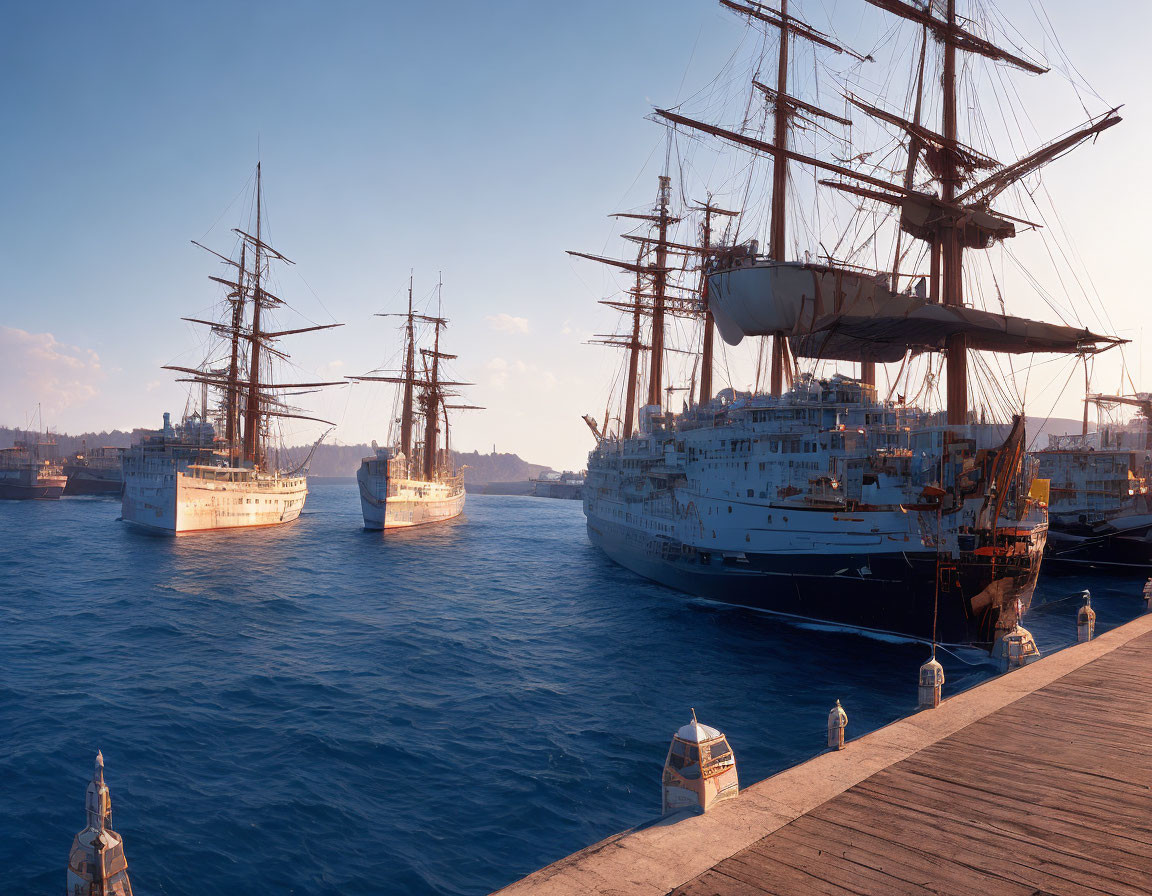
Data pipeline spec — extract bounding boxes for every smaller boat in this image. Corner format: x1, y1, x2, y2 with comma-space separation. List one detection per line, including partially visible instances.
0, 437, 67, 500
661, 710, 739, 815
352, 276, 478, 531
1033, 392, 1152, 571
67, 751, 135, 896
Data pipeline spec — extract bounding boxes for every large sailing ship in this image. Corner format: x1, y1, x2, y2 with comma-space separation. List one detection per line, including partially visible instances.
574, 0, 1122, 647
351, 277, 478, 530
121, 164, 342, 534
1034, 391, 1152, 570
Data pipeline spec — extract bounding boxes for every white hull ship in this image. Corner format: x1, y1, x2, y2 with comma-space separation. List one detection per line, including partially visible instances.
353, 277, 477, 531
122, 164, 341, 535
122, 415, 308, 534
1033, 394, 1152, 570
357, 448, 464, 530
572, 0, 1122, 648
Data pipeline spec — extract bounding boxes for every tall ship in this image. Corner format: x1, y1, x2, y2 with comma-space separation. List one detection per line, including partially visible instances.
121, 164, 342, 534
0, 435, 67, 500
1033, 392, 1152, 570
64, 445, 126, 496
573, 0, 1122, 648
351, 277, 478, 530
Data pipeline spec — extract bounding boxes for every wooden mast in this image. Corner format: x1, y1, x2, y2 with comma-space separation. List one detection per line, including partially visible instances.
400, 274, 416, 459
941, 0, 966, 425
698, 207, 715, 407
243, 162, 264, 466
624, 248, 644, 437
693, 199, 739, 406
768, 0, 792, 396
648, 175, 672, 408
225, 241, 246, 464
423, 277, 444, 480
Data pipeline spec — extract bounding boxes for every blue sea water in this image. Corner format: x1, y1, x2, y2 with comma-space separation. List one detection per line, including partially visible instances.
2, 481, 1147, 895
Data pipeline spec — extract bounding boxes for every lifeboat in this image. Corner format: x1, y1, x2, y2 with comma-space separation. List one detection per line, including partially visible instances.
661, 710, 739, 815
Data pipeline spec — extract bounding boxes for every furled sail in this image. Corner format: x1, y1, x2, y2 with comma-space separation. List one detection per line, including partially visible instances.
790, 296, 1124, 363
706, 260, 1122, 360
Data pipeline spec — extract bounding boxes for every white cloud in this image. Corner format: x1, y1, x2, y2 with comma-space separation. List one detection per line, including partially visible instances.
485, 313, 530, 334
0, 327, 104, 426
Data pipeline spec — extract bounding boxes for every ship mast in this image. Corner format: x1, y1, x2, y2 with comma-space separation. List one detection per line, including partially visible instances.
625, 247, 644, 436
648, 174, 672, 408
422, 277, 445, 480
768, 0, 792, 395
692, 199, 739, 406
225, 241, 246, 463
243, 162, 265, 466
400, 273, 416, 459
940, 0, 966, 424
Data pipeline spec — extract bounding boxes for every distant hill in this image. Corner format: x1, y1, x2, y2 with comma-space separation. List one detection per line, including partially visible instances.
1025, 416, 1082, 450
293, 444, 553, 484
0, 425, 554, 485
0, 425, 141, 454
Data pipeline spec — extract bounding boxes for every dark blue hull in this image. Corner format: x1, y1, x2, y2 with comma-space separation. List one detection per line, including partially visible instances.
587, 517, 1041, 649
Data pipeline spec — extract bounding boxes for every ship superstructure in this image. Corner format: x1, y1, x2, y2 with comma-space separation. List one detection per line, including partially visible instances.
1034, 393, 1152, 570
121, 164, 342, 534
351, 277, 479, 530
573, 0, 1122, 647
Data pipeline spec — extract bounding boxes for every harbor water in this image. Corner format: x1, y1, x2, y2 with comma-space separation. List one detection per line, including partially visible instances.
2, 481, 1146, 895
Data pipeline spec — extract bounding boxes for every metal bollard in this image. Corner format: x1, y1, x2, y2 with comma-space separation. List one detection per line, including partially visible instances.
918, 656, 945, 709
827, 700, 847, 750
1077, 591, 1096, 642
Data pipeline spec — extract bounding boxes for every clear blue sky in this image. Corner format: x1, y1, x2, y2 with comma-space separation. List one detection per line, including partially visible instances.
2, 1, 1148, 469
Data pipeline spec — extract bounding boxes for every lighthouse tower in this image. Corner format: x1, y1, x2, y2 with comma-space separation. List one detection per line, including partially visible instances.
67, 752, 134, 896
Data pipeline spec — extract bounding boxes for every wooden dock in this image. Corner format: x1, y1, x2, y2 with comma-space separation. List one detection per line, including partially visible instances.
496, 612, 1152, 896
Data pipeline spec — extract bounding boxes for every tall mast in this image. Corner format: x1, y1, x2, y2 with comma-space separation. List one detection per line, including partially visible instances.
624, 249, 644, 437
243, 162, 265, 465
225, 241, 246, 463
768, 0, 792, 397
423, 277, 444, 480
941, 0, 966, 425
648, 175, 672, 408
400, 274, 416, 458
699, 207, 715, 406
693, 198, 739, 406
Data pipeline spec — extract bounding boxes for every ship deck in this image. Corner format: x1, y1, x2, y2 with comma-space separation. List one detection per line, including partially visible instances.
494, 611, 1152, 895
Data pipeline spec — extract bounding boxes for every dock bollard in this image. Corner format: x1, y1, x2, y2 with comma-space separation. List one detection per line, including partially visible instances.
1077, 591, 1095, 643
827, 700, 847, 750
918, 656, 945, 709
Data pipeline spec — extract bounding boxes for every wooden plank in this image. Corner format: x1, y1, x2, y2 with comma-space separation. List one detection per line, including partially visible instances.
671, 867, 776, 896
784, 813, 1040, 896
713, 852, 869, 896
807, 798, 1140, 896
853, 775, 1152, 866
755, 824, 959, 896
837, 784, 1152, 894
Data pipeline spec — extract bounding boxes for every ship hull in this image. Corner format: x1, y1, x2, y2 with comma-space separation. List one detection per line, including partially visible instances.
586, 514, 1042, 649
122, 466, 307, 534
357, 463, 465, 531
0, 470, 67, 500
1043, 514, 1152, 573
63, 469, 124, 496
